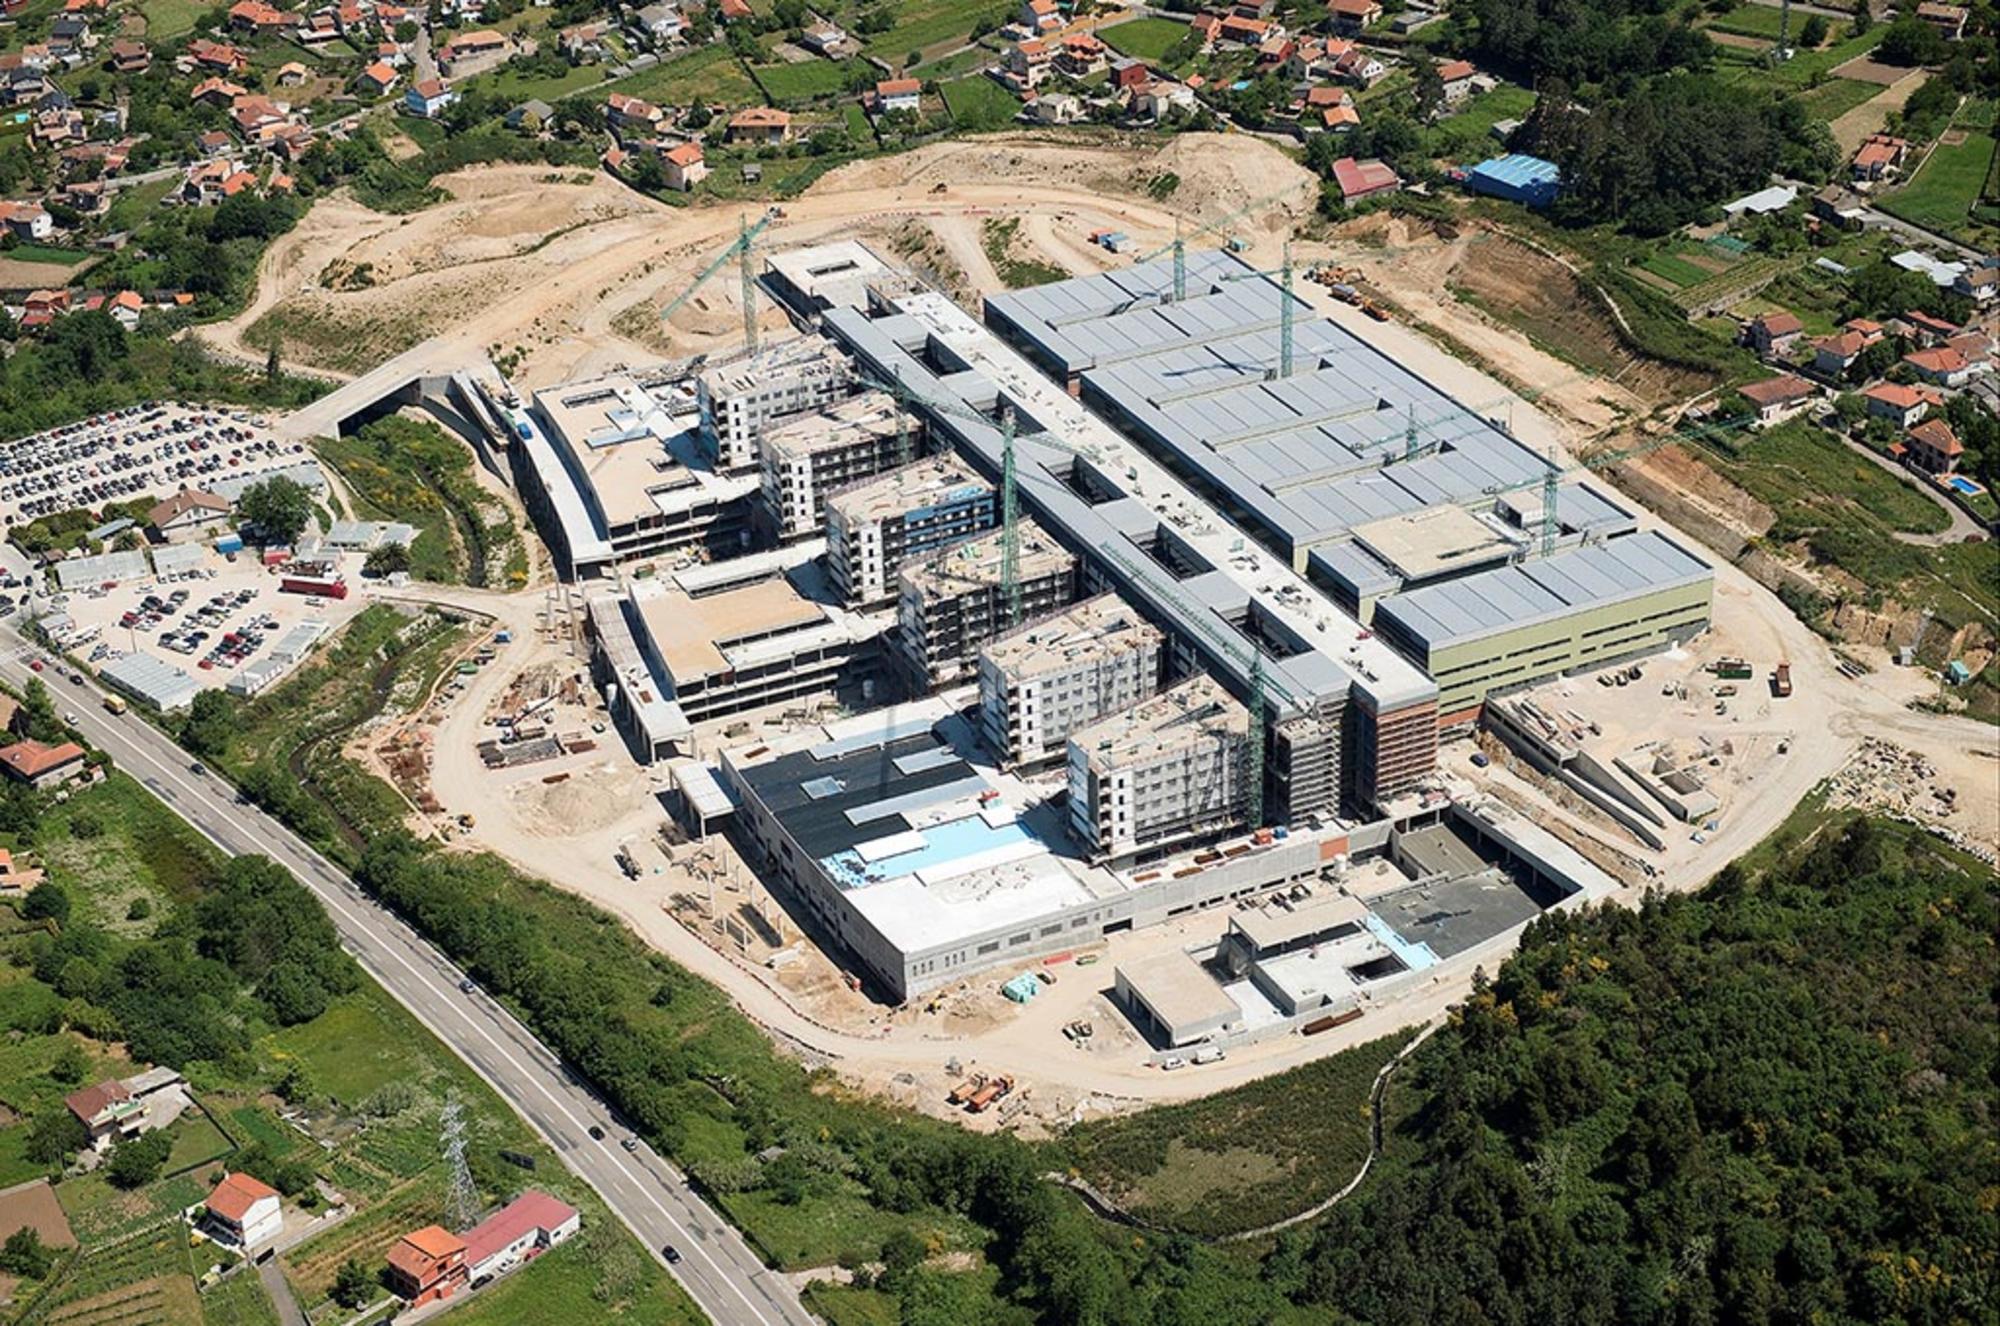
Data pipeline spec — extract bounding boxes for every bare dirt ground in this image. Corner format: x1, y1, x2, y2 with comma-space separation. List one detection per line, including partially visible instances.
1831, 55, 1917, 85
200, 133, 1317, 389
1830, 69, 1931, 153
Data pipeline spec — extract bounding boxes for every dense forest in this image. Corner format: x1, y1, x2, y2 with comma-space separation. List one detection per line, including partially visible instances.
1286, 817, 1998, 1325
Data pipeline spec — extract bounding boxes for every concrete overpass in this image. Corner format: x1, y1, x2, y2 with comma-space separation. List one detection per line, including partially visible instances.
277, 344, 512, 474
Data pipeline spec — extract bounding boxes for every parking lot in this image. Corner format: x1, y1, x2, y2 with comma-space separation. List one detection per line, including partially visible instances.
0, 402, 315, 529
33, 546, 367, 697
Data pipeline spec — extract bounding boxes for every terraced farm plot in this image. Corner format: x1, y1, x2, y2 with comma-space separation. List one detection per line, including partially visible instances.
1878, 128, 1997, 241
283, 1178, 445, 1305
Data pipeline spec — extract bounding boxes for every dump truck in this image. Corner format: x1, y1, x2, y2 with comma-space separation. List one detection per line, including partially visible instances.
965, 1075, 1013, 1113
946, 1075, 984, 1106
1360, 299, 1391, 322
1773, 661, 1792, 698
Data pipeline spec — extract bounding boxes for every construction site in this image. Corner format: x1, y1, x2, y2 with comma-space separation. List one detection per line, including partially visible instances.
201, 138, 1995, 1125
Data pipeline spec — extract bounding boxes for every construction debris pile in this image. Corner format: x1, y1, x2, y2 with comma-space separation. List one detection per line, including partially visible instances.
478, 662, 599, 769
1825, 737, 1992, 864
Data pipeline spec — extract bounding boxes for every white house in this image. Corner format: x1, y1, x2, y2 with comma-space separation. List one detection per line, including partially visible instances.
202, 1172, 283, 1250
463, 1192, 580, 1285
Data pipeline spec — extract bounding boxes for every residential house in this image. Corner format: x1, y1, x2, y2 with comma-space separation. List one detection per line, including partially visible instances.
1056, 32, 1106, 77
297, 12, 341, 44
1903, 308, 1960, 347
1330, 155, 1399, 203
1904, 416, 1964, 475
405, 78, 457, 118
1738, 373, 1816, 425
1327, 0, 1381, 32
1862, 381, 1936, 428
1332, 44, 1385, 86
1811, 330, 1868, 377
1217, 14, 1271, 45
202, 1172, 283, 1250
1, 61, 53, 108
230, 94, 288, 138
725, 106, 791, 144
560, 21, 609, 61
147, 488, 230, 541
60, 179, 110, 215
1007, 39, 1053, 88
274, 61, 309, 87
227, 0, 294, 33
1109, 56, 1150, 91
195, 128, 234, 156
0, 739, 85, 788
1850, 133, 1908, 184
799, 20, 856, 57
107, 38, 149, 72
1903, 346, 1989, 388
869, 77, 921, 117
374, 42, 407, 68
1914, 1, 1968, 39
1952, 256, 1998, 305
504, 98, 554, 131
463, 1192, 581, 1285
1026, 91, 1082, 124
440, 29, 507, 71
386, 1227, 469, 1306
64, 1080, 141, 1149
1437, 58, 1476, 103
633, 3, 683, 44
1018, 0, 1060, 32
1256, 35, 1296, 69
1745, 310, 1804, 359
48, 15, 92, 58
1131, 79, 1195, 119
187, 39, 249, 73
357, 61, 400, 96
1188, 13, 1222, 48
101, 288, 143, 329
178, 159, 257, 205
1313, 101, 1360, 131
659, 140, 707, 191
1809, 184, 1867, 232
606, 91, 665, 135
0, 200, 53, 240
717, 0, 752, 19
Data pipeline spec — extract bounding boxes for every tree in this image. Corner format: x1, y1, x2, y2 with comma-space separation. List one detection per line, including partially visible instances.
237, 475, 312, 545
1797, 13, 1829, 46
363, 542, 412, 577
23, 881, 71, 924
264, 344, 281, 382
0, 1227, 55, 1279
49, 1040, 87, 1085
1875, 16, 1946, 65
878, 1227, 928, 1291
24, 1108, 86, 1165
333, 1257, 375, 1309
19, 676, 63, 741
180, 689, 234, 759
105, 1130, 172, 1189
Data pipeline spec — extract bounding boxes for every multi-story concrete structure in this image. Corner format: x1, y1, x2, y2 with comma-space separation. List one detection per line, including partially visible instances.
1369, 531, 1714, 717
978, 594, 1163, 769
897, 518, 1077, 690
586, 546, 891, 760
512, 372, 756, 577
1067, 675, 1253, 861
826, 455, 995, 608
697, 336, 852, 474
757, 390, 916, 542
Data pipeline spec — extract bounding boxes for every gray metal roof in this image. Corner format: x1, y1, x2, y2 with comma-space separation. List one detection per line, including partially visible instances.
1371, 532, 1712, 653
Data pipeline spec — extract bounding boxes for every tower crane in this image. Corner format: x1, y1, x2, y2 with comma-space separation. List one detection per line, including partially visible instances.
1136, 179, 1317, 302
658, 208, 779, 355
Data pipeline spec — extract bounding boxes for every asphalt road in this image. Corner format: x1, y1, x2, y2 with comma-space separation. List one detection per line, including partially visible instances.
0, 623, 815, 1326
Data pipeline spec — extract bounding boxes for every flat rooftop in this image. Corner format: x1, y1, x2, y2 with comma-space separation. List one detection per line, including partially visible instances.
529, 373, 756, 533
764, 239, 899, 312
629, 576, 828, 682
1119, 946, 1243, 1032
821, 292, 1437, 715
982, 593, 1161, 682
902, 518, 1073, 600
726, 698, 1131, 955
1372, 530, 1713, 653
700, 334, 849, 398
1232, 891, 1369, 953
1351, 505, 1516, 582
761, 389, 903, 462
1073, 674, 1248, 773
827, 452, 991, 525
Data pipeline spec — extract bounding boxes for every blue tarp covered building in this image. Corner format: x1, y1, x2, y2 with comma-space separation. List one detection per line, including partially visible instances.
1467, 154, 1562, 208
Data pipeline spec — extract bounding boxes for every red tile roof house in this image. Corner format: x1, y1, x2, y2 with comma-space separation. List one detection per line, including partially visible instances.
387, 1226, 469, 1306
1902, 346, 1990, 388
463, 1191, 580, 1285
1436, 58, 1476, 103
1737, 374, 1816, 426
658, 140, 707, 192
1850, 133, 1908, 183
1902, 308, 1961, 347
200, 1172, 283, 1250
1862, 381, 1937, 429
1327, 0, 1381, 32
869, 77, 920, 116
0, 738, 87, 789
1745, 310, 1803, 359
1904, 417, 1964, 476
725, 106, 791, 144
1811, 330, 1868, 377
65, 1079, 142, 1149
1330, 155, 1400, 203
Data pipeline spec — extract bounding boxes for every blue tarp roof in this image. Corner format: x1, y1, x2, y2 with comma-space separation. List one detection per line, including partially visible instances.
1470, 154, 1561, 188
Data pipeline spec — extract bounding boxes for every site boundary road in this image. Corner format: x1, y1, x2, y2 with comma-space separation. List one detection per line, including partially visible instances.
0, 621, 816, 1326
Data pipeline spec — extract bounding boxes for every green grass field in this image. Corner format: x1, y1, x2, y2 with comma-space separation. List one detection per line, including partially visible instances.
199, 1271, 284, 1326
862, 0, 1009, 58
6, 244, 93, 265
1797, 77, 1882, 121
751, 57, 862, 103
939, 73, 1019, 129
1720, 24, 1884, 88
137, 0, 207, 37
1877, 130, 1998, 241
477, 58, 607, 104
1706, 2, 1840, 41
598, 44, 759, 106
1724, 420, 1952, 538
1640, 252, 1713, 288
1100, 16, 1190, 61
262, 995, 432, 1106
